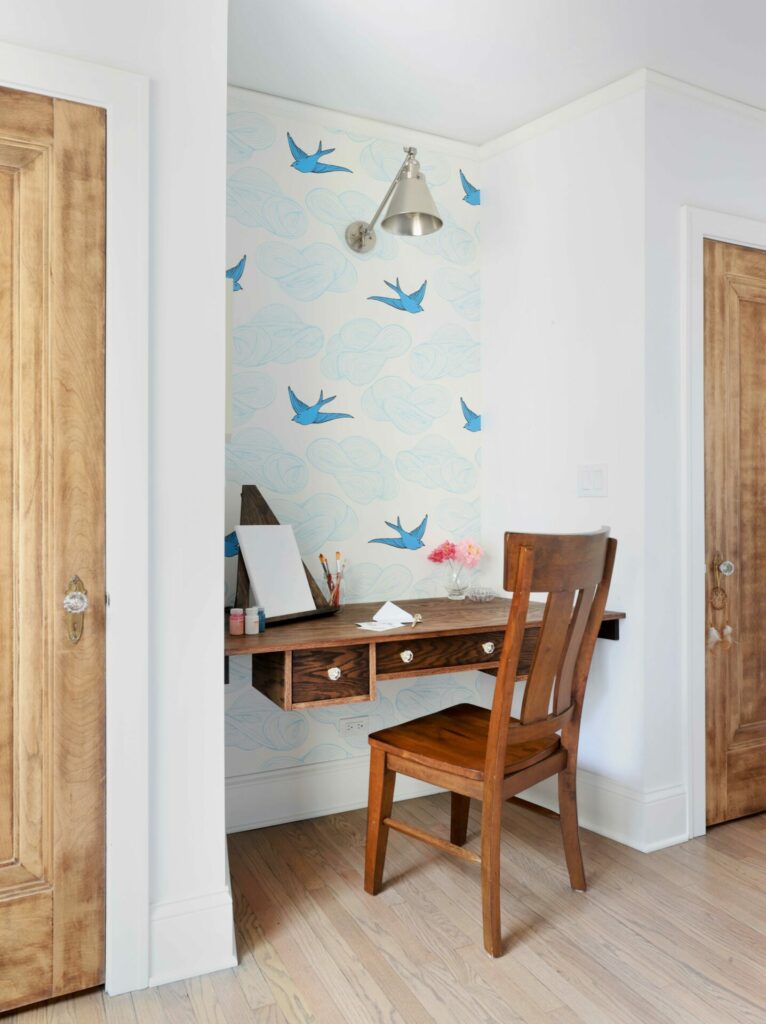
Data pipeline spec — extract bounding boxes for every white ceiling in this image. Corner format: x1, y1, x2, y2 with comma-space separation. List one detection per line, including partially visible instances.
228, 0, 766, 144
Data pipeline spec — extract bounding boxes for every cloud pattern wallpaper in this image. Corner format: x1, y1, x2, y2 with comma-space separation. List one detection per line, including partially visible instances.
225, 89, 486, 783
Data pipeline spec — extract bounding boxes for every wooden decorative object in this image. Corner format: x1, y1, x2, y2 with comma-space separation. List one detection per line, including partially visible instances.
233, 483, 337, 625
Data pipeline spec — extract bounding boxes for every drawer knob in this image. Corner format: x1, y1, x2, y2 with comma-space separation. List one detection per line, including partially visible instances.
400, 649, 414, 664
327, 666, 342, 681
482, 641, 496, 655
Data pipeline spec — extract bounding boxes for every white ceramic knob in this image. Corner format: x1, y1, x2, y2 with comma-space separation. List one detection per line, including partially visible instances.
400, 649, 414, 664
482, 641, 495, 655
327, 666, 342, 681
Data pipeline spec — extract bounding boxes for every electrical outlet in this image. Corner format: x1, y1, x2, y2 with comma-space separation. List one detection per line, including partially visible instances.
340, 716, 369, 739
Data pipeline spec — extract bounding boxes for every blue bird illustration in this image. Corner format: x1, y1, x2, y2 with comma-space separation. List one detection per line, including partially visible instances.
288, 386, 354, 425
226, 254, 246, 291
225, 531, 240, 557
287, 132, 352, 174
369, 514, 428, 550
367, 277, 427, 314
460, 397, 481, 432
459, 169, 480, 206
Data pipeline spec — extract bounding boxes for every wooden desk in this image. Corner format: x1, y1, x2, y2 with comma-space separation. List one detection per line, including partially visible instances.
225, 597, 625, 712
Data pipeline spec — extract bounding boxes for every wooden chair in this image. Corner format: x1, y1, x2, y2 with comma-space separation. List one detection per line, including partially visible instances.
364, 528, 617, 957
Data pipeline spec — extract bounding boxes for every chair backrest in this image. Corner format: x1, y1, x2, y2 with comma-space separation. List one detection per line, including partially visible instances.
484, 529, 617, 788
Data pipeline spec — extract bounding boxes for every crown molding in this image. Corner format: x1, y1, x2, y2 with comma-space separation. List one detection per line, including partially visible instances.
230, 69, 766, 168
227, 84, 481, 159
480, 67, 766, 160
644, 68, 766, 124
479, 69, 649, 159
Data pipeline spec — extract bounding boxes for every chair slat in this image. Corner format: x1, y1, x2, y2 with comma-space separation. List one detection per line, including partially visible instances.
520, 590, 576, 723
554, 587, 596, 714
569, 537, 617, 715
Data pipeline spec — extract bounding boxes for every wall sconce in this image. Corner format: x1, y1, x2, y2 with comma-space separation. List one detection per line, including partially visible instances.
345, 146, 443, 254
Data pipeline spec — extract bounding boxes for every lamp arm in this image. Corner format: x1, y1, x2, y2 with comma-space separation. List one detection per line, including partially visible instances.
365, 151, 413, 236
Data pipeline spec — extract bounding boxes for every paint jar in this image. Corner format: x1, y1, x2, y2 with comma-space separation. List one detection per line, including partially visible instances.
244, 607, 260, 635
229, 608, 244, 636
257, 606, 266, 632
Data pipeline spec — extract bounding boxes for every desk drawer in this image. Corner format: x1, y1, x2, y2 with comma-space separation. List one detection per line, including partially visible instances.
291, 645, 371, 706
375, 631, 507, 677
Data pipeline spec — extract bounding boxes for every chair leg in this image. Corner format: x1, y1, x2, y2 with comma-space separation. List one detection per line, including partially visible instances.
364, 748, 396, 895
558, 768, 586, 892
450, 792, 470, 846
480, 797, 503, 957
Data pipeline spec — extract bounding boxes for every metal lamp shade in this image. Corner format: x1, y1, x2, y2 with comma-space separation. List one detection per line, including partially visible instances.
344, 146, 443, 253
381, 170, 443, 237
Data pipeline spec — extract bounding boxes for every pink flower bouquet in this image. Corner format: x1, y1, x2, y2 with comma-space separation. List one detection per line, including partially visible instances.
427, 538, 483, 599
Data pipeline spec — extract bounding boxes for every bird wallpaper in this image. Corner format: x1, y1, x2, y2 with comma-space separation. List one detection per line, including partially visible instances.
224, 88, 485, 797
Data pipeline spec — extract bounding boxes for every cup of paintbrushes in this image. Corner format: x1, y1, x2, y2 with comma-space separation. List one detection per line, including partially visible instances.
319, 553, 343, 608
328, 571, 342, 607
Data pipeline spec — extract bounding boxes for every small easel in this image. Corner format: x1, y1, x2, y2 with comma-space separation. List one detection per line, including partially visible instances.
234, 484, 339, 626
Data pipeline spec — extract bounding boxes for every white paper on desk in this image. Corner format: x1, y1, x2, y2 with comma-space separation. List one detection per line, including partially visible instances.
235, 524, 314, 618
372, 601, 414, 625
356, 620, 403, 632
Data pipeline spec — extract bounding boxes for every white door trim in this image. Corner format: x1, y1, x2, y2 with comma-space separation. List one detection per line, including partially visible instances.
681, 206, 766, 839
0, 43, 149, 994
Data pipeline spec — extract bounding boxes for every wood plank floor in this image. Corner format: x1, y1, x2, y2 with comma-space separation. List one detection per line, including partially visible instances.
7, 793, 766, 1023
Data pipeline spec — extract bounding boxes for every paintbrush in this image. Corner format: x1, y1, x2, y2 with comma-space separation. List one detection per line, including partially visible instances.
318, 553, 333, 588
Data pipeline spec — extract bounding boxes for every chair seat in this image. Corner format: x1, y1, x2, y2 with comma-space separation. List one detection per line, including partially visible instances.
368, 703, 561, 781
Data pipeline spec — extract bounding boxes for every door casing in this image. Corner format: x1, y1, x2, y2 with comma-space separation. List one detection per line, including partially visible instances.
0, 42, 149, 995
682, 206, 766, 839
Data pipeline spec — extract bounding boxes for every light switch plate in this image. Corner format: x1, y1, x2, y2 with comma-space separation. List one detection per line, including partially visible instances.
577, 464, 608, 498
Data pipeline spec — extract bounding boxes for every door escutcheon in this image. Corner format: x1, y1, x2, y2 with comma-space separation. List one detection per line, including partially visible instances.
63, 576, 89, 643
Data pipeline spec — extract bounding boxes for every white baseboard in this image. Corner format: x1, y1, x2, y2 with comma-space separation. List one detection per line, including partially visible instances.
149, 886, 237, 988
521, 770, 689, 853
226, 756, 689, 853
226, 756, 442, 832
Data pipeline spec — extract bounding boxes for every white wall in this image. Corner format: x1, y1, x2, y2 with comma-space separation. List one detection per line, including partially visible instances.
482, 83, 647, 793
482, 71, 766, 851
0, 1, 234, 988
643, 78, 766, 795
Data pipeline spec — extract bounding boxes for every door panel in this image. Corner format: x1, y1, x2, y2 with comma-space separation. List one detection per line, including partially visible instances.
0, 87, 105, 1012
705, 239, 766, 825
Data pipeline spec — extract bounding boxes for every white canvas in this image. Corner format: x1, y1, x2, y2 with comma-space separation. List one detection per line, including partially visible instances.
235, 524, 315, 618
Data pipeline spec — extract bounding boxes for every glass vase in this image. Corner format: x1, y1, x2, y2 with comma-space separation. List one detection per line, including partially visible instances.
445, 564, 468, 600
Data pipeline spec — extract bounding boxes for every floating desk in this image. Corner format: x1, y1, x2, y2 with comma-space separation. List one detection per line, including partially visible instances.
225, 597, 625, 711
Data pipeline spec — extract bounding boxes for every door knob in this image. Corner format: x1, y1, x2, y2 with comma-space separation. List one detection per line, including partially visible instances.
400, 649, 414, 664
327, 666, 342, 681
482, 641, 496, 655
63, 576, 89, 643
718, 560, 735, 577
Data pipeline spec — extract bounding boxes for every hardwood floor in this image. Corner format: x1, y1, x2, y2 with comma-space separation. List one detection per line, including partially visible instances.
7, 793, 766, 1023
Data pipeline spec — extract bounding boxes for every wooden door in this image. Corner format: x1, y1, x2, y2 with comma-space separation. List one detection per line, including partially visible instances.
705, 239, 766, 825
0, 87, 105, 1011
